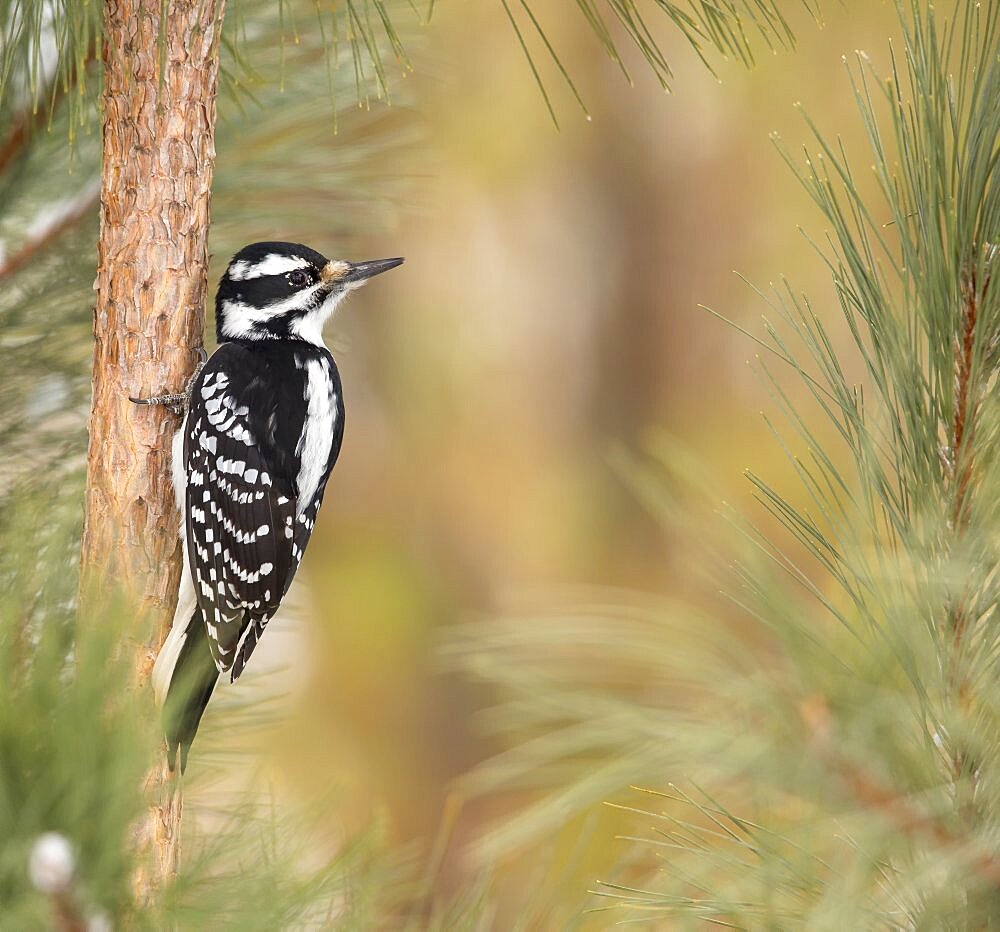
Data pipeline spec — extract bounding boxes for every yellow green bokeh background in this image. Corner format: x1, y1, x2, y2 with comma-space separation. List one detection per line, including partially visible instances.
187, 3, 909, 920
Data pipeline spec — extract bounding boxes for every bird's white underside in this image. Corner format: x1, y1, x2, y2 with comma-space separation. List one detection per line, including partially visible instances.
295, 356, 338, 517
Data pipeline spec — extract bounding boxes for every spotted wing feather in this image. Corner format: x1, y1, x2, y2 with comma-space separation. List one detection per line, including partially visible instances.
230, 359, 343, 677
184, 346, 302, 679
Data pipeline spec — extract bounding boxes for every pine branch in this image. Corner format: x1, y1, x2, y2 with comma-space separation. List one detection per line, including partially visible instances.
0, 45, 97, 176
0, 187, 98, 281
949, 263, 985, 539
0, 0, 816, 136
945, 253, 994, 830
447, 2, 1000, 923
800, 697, 1000, 889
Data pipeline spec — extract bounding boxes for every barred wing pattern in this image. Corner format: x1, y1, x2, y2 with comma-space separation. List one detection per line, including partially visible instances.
183, 344, 339, 681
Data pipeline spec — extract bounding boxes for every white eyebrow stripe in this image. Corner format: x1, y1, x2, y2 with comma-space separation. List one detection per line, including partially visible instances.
229, 254, 312, 280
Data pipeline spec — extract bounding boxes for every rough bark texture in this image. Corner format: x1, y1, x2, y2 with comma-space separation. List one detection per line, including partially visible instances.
81, 0, 226, 899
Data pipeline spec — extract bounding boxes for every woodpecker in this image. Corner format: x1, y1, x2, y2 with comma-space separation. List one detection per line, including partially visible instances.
145, 241, 403, 771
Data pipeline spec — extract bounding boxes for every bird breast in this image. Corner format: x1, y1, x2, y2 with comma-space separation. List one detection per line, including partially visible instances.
294, 354, 338, 516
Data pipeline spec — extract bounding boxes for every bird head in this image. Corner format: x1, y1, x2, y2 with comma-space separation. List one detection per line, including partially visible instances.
215, 241, 403, 345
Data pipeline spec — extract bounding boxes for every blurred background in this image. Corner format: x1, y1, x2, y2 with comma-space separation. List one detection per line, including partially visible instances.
0, 0, 907, 923
286, 0, 899, 897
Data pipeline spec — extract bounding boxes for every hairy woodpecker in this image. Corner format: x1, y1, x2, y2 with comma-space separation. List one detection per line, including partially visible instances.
147, 241, 403, 771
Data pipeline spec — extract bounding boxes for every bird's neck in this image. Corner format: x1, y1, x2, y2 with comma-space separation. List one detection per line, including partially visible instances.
216, 292, 345, 348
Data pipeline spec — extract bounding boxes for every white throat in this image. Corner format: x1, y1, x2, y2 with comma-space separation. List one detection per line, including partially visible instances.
287, 289, 349, 347
220, 288, 349, 346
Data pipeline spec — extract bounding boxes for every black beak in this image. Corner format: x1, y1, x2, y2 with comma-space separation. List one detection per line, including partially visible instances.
343, 257, 405, 283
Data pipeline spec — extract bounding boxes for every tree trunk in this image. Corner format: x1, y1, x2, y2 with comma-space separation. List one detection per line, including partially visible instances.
80, 0, 226, 900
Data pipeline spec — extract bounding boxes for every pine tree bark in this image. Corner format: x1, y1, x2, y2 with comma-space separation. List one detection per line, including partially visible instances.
80, 0, 227, 900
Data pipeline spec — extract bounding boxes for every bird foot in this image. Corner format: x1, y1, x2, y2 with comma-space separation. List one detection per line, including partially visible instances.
130, 347, 208, 416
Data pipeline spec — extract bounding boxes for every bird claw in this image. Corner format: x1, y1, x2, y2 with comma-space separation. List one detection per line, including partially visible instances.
130, 392, 187, 416
129, 346, 208, 416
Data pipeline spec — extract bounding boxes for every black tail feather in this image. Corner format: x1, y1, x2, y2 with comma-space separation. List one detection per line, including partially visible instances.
163, 610, 220, 773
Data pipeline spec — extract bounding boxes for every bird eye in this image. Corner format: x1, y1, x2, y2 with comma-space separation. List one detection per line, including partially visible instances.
287, 270, 310, 288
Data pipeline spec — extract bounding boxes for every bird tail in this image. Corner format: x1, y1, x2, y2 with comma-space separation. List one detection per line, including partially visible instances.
153, 608, 219, 772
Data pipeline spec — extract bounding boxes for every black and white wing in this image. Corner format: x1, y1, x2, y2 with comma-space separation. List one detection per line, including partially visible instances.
182, 343, 314, 680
